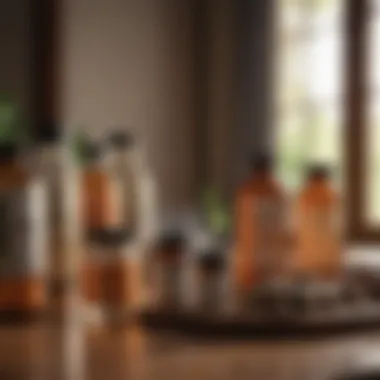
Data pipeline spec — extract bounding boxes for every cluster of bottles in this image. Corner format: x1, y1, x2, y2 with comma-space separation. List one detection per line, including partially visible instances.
145, 222, 228, 313
0, 125, 157, 318
77, 130, 157, 319
148, 154, 343, 315
233, 154, 342, 308
0, 114, 342, 318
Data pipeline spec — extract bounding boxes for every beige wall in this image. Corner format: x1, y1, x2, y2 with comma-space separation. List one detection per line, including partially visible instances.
0, 0, 33, 123
206, 0, 237, 197
61, 0, 195, 208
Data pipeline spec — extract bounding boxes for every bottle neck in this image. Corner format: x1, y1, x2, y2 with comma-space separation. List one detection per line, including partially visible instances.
307, 178, 329, 188
251, 170, 274, 183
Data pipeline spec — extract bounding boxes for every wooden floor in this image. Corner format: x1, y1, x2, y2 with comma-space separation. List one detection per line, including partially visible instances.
1, 315, 380, 380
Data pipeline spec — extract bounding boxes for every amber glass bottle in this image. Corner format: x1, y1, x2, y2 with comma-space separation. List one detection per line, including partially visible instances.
151, 232, 185, 309
0, 144, 47, 315
292, 166, 341, 280
234, 154, 287, 296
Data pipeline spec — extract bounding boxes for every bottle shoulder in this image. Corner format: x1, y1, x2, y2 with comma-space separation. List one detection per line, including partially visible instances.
236, 178, 284, 200
296, 184, 339, 208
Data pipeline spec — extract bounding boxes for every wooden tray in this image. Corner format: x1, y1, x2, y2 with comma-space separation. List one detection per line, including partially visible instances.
139, 303, 380, 340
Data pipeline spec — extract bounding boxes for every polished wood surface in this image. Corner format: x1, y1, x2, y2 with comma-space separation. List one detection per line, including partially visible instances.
0, 277, 46, 311
2, 248, 380, 378
3, 251, 380, 379
0, 315, 380, 380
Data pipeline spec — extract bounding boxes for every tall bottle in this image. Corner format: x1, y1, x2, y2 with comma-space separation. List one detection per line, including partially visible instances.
104, 130, 136, 231
234, 154, 287, 297
34, 124, 66, 298
104, 129, 158, 252
80, 142, 110, 234
0, 143, 47, 315
292, 165, 342, 280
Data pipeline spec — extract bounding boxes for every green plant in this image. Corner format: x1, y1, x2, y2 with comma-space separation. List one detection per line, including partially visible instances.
70, 129, 92, 166
202, 187, 230, 236
0, 96, 28, 144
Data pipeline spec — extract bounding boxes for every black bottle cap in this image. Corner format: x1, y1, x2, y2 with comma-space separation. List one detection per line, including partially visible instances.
198, 250, 225, 271
84, 142, 102, 162
250, 153, 273, 173
35, 122, 62, 144
86, 228, 132, 248
307, 164, 331, 181
156, 231, 185, 253
107, 129, 135, 150
0, 143, 18, 163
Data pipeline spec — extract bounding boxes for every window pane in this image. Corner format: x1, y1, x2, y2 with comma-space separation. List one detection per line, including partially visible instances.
368, 0, 380, 90
365, 0, 380, 224
275, 0, 344, 192
366, 94, 380, 224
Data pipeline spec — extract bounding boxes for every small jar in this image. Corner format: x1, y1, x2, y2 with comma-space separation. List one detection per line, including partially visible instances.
197, 250, 225, 312
151, 232, 185, 309
82, 228, 133, 321
0, 143, 48, 316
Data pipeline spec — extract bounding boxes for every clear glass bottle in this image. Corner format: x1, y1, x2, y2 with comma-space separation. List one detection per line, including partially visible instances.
104, 130, 136, 231
104, 129, 158, 260
80, 142, 110, 234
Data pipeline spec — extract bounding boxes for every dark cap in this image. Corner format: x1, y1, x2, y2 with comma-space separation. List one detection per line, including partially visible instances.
156, 231, 185, 253
107, 129, 135, 150
250, 153, 273, 173
35, 122, 62, 143
307, 164, 331, 181
84, 142, 102, 162
86, 228, 132, 247
0, 143, 18, 163
198, 249, 225, 272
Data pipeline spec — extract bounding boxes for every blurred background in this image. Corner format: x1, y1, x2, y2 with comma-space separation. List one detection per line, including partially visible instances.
3, 0, 380, 235
2, 0, 380, 379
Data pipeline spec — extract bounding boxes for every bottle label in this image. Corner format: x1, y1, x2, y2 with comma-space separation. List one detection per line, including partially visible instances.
254, 197, 284, 274
309, 208, 334, 236
0, 183, 46, 277
255, 198, 284, 237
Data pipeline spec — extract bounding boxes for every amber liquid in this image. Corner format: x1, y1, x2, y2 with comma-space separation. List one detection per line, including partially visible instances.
293, 179, 341, 279
81, 166, 110, 231
234, 175, 286, 293
0, 162, 46, 313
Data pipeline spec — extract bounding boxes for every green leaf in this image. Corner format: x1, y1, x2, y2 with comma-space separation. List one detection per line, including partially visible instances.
70, 129, 92, 166
202, 187, 230, 235
0, 97, 28, 144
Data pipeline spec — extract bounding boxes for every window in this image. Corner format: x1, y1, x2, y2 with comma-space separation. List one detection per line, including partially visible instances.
366, 0, 380, 224
275, 0, 344, 191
